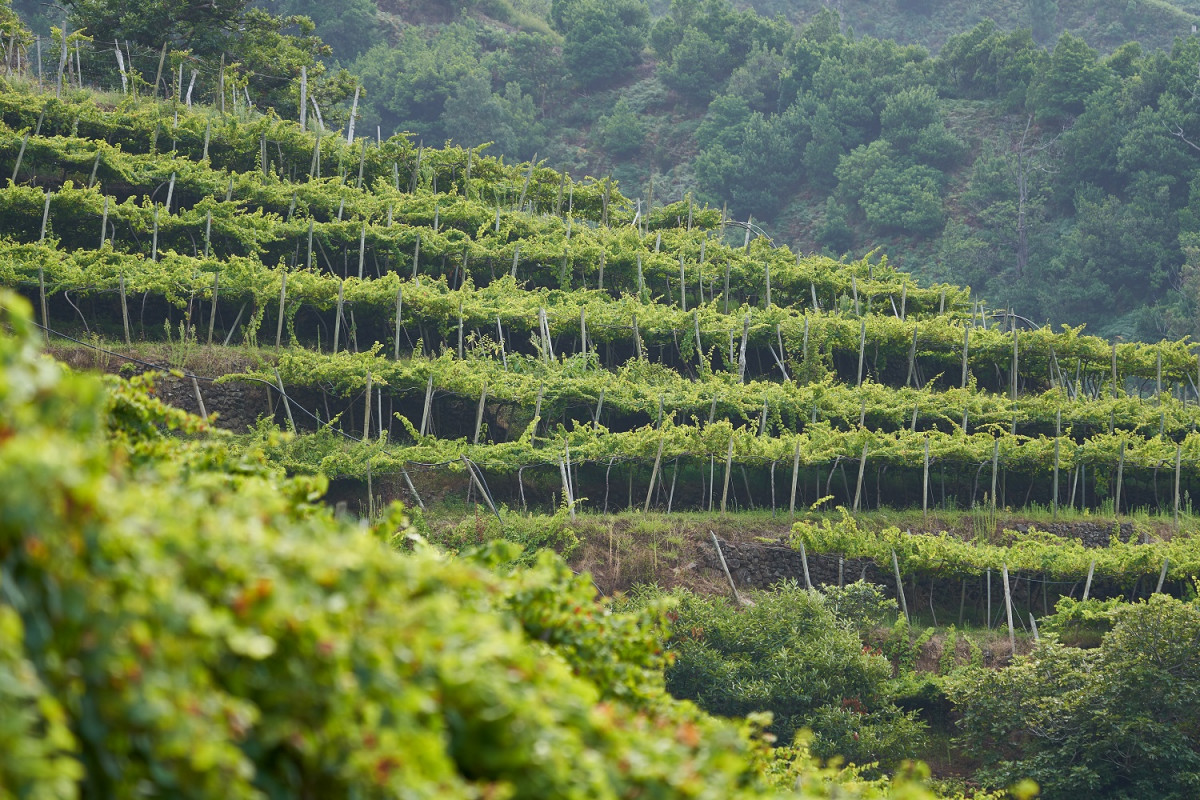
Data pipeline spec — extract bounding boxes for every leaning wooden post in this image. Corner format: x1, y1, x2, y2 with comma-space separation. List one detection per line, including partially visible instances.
853, 442, 868, 513
798, 539, 813, 590
1083, 559, 1096, 600
891, 549, 909, 623
273, 367, 295, 432
38, 190, 51, 241
119, 271, 131, 344
473, 384, 487, 445
332, 280, 344, 353
644, 436, 666, 513
419, 374, 434, 437
299, 65, 308, 129
530, 383, 544, 441
710, 531, 741, 603
1002, 562, 1016, 654
191, 376, 208, 422
720, 435, 734, 514
789, 439, 801, 518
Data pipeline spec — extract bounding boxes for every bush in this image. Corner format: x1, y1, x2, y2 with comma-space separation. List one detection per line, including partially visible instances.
647, 585, 926, 771
950, 594, 1200, 799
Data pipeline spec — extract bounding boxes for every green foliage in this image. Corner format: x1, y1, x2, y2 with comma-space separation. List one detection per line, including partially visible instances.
1026, 32, 1110, 121
648, 585, 926, 769
63, 0, 349, 115
3, 289, 950, 799
257, 0, 382, 58
557, 0, 649, 88
1038, 595, 1124, 646
950, 595, 1200, 799
596, 96, 645, 157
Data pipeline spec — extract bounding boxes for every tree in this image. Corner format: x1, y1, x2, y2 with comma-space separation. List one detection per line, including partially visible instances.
656, 585, 925, 768
257, 0, 381, 59
1026, 32, 1109, 121
556, 0, 649, 88
596, 97, 646, 157
659, 27, 730, 103
951, 595, 1200, 799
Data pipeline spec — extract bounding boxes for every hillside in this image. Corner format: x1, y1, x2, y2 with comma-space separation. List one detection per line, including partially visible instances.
185, 0, 1200, 343
3, 2, 1200, 795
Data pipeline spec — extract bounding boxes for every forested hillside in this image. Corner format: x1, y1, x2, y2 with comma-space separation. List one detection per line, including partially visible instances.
67, 0, 1197, 342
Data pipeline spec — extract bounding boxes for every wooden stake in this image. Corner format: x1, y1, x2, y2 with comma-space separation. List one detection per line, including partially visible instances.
1011, 327, 1019, 400
363, 371, 373, 440
961, 325, 970, 389
419, 374, 434, 437
644, 436, 666, 512
394, 288, 403, 360
790, 439, 801, 518
118, 272, 131, 344
38, 190, 51, 241
710, 531, 741, 603
1052, 410, 1061, 518
1157, 557, 1170, 594
799, 539, 812, 590
191, 376, 207, 421
1112, 342, 1119, 398
400, 466, 424, 510
273, 367, 295, 432
1002, 562, 1016, 653
37, 267, 47, 341
531, 383, 544, 440
99, 195, 108, 247
1083, 560, 1096, 600
1115, 439, 1125, 515
737, 314, 750, 382
857, 319, 867, 386
906, 323, 918, 387
991, 438, 1000, 510
1174, 444, 1182, 529
333, 280, 344, 352
473, 384, 487, 445
853, 442, 868, 512
357, 222, 366, 279
892, 549, 909, 623
275, 272, 287, 348
720, 435, 734, 514
923, 435, 930, 522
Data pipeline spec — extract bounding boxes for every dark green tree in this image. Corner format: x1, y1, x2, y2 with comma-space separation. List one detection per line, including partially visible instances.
1026, 32, 1109, 121
554, 0, 649, 88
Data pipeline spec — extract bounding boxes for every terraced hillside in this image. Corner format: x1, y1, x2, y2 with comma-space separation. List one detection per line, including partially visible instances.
8, 36, 1200, 797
